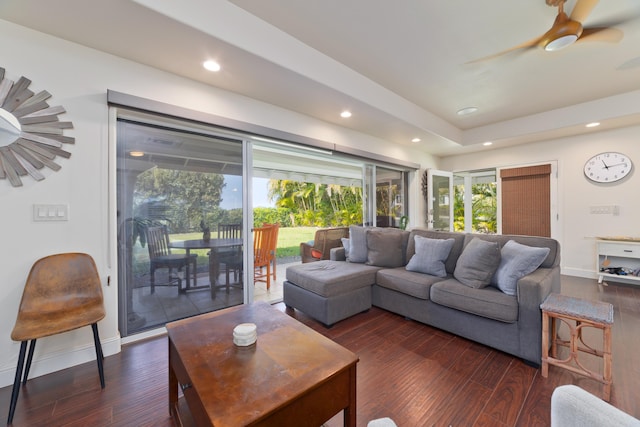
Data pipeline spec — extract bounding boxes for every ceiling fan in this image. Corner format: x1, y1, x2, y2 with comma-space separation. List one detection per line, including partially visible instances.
469, 0, 625, 62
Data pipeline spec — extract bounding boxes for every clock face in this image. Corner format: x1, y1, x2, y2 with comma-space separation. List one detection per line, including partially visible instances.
583, 152, 632, 183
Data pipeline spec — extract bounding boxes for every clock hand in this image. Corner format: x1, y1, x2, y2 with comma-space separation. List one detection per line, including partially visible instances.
601, 160, 609, 169
607, 163, 627, 168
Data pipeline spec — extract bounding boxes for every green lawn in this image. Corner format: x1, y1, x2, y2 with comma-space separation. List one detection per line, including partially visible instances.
170, 226, 318, 259
274, 226, 317, 257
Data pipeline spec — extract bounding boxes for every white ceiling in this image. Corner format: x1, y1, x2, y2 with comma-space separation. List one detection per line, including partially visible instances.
1, 0, 640, 156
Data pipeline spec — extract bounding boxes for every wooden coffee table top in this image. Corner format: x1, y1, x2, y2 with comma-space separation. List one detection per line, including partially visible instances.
166, 302, 359, 426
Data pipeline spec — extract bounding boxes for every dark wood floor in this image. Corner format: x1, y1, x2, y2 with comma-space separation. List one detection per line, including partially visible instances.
1, 275, 638, 426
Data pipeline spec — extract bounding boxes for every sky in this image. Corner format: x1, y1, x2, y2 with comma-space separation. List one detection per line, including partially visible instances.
220, 176, 273, 209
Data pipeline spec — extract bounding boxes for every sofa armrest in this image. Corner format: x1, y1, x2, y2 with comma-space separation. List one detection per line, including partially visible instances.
516, 266, 560, 310
330, 247, 346, 261
551, 385, 640, 427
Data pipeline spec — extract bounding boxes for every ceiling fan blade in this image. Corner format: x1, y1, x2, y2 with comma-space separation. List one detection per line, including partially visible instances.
570, 0, 600, 23
578, 26, 624, 43
465, 36, 541, 64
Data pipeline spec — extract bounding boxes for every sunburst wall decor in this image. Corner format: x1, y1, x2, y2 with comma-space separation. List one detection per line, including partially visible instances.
0, 67, 73, 187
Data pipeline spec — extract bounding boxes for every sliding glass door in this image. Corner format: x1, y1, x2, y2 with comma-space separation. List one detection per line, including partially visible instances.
115, 109, 415, 337
116, 116, 245, 336
375, 166, 407, 228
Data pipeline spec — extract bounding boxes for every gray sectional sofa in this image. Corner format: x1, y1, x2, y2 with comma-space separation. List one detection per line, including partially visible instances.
283, 227, 561, 365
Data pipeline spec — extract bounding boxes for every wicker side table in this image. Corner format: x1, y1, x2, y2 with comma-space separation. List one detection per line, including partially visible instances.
540, 293, 614, 401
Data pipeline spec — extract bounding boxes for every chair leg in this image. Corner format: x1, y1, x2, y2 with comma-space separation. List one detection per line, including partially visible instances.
266, 263, 271, 290
192, 259, 197, 288
22, 339, 37, 384
150, 264, 155, 294
91, 323, 105, 389
8, 341, 28, 425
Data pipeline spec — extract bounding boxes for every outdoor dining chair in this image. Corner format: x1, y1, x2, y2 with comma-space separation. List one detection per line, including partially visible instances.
145, 225, 197, 293
253, 225, 277, 290
262, 223, 280, 280
209, 223, 243, 298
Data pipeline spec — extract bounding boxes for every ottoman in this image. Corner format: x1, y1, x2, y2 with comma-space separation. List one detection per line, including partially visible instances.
284, 260, 381, 326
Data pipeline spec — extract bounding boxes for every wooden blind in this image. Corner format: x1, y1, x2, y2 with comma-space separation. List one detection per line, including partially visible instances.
500, 164, 551, 237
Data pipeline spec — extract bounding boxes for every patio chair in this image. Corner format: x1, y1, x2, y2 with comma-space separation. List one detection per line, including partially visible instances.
145, 225, 197, 293
8, 253, 106, 425
300, 227, 349, 263
254, 225, 277, 290
262, 223, 280, 280
209, 223, 243, 298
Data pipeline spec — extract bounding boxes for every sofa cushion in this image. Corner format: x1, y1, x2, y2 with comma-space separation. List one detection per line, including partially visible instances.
491, 240, 551, 296
347, 225, 368, 263
453, 237, 501, 288
286, 260, 380, 297
406, 236, 454, 277
376, 267, 446, 300
430, 279, 519, 323
407, 229, 466, 275
366, 228, 409, 267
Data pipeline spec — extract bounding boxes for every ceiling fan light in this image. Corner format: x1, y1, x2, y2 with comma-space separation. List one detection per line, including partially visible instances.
544, 34, 578, 51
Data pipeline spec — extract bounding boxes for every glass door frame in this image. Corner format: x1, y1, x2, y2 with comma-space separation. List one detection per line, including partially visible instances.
426, 169, 453, 231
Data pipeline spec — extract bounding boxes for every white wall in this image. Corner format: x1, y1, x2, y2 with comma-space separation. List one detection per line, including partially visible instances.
0, 19, 437, 387
440, 127, 640, 279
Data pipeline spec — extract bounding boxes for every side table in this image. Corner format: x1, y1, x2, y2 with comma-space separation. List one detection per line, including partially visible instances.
540, 293, 614, 401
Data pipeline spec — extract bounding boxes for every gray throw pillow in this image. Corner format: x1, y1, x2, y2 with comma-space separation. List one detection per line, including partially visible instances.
366, 229, 405, 267
492, 240, 551, 296
454, 237, 501, 288
406, 236, 455, 277
341, 237, 350, 258
347, 225, 368, 263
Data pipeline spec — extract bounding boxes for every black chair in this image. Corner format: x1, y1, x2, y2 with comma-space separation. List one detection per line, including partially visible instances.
209, 224, 243, 298
145, 225, 197, 293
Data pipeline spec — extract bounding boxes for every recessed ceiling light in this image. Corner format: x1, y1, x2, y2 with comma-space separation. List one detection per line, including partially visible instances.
483, 142, 493, 146
457, 106, 478, 116
129, 151, 145, 157
203, 60, 221, 72
411, 138, 421, 143
340, 110, 352, 118
586, 122, 601, 128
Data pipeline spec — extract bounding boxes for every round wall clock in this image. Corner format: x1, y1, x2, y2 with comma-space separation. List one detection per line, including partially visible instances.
0, 66, 73, 187
583, 152, 632, 184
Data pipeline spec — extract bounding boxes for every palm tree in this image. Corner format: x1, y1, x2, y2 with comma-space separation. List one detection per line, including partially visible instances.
268, 180, 363, 226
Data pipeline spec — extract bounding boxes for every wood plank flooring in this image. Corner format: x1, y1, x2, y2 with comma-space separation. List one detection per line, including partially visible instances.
1, 275, 638, 426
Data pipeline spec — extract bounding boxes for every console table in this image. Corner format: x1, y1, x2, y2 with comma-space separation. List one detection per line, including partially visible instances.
596, 238, 640, 284
166, 302, 358, 426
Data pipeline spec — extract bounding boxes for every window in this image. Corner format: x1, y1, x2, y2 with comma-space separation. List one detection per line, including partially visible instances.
453, 170, 497, 233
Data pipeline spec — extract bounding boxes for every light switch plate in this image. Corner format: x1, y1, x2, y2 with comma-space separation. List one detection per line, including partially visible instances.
33, 204, 69, 221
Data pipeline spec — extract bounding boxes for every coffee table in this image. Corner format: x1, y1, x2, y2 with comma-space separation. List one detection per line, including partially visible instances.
166, 302, 359, 426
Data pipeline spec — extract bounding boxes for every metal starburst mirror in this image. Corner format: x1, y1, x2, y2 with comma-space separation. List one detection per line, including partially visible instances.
0, 66, 73, 187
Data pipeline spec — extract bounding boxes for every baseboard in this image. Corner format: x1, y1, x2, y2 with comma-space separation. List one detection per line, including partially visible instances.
561, 267, 597, 279
0, 334, 121, 389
